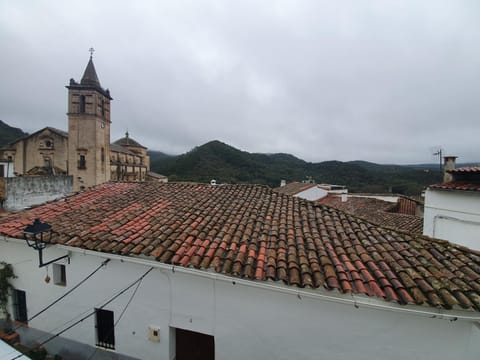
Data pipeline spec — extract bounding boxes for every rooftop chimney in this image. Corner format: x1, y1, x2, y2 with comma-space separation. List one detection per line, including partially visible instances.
443, 156, 457, 183
280, 180, 287, 187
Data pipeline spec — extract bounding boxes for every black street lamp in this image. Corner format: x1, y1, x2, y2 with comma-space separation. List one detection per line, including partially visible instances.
23, 218, 69, 268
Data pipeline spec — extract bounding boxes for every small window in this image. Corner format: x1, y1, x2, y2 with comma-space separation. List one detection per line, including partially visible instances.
0, 165, 4, 178
101, 147, 105, 162
80, 95, 86, 113
95, 309, 115, 350
78, 154, 86, 169
53, 264, 66, 286
13, 289, 28, 323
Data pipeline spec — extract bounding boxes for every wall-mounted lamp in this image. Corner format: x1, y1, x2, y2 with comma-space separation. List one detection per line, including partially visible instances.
23, 218, 70, 268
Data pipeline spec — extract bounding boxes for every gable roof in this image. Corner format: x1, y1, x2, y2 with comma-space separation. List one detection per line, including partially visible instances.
1, 182, 480, 312
6, 127, 68, 146
273, 182, 318, 196
318, 195, 423, 234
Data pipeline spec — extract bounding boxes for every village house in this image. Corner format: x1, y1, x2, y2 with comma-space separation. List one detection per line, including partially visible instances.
274, 180, 347, 201
423, 156, 480, 249
0, 55, 166, 193
1, 182, 480, 360
318, 194, 424, 234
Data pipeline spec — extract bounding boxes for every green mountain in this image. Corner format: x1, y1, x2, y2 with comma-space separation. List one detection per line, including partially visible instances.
147, 150, 174, 164
0, 120, 27, 148
151, 140, 441, 195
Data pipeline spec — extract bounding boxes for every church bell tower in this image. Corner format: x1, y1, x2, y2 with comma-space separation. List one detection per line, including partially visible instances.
67, 49, 112, 191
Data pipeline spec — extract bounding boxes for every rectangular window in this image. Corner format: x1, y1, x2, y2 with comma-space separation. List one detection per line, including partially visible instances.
78, 155, 86, 169
0, 165, 4, 178
80, 95, 86, 113
13, 289, 27, 323
95, 309, 115, 350
53, 264, 66, 286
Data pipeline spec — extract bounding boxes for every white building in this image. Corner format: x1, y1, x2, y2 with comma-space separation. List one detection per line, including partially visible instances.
1, 182, 480, 360
275, 181, 347, 201
423, 160, 480, 249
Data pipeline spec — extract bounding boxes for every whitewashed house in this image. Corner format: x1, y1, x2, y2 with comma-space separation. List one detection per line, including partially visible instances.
274, 181, 347, 201
423, 157, 480, 249
1, 182, 480, 360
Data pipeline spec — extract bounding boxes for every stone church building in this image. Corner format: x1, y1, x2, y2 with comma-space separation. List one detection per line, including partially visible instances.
1, 55, 166, 191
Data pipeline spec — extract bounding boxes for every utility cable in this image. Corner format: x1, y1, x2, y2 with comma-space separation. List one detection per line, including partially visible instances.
86, 273, 144, 360
10, 267, 153, 360
13, 259, 110, 331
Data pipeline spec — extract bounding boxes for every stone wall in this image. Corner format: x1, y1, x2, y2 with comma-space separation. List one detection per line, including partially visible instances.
2, 176, 73, 211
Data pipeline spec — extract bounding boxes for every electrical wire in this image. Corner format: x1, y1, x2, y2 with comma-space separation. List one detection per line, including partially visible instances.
13, 259, 110, 331
86, 273, 144, 360
10, 267, 153, 360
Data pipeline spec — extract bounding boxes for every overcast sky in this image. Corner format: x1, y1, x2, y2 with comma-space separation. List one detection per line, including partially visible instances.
1, 1, 479, 164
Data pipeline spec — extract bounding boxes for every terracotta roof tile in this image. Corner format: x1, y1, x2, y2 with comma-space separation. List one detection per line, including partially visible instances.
1, 182, 480, 311
429, 182, 480, 192
318, 195, 423, 234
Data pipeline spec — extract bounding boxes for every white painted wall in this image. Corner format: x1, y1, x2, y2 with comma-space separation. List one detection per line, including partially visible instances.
1, 238, 480, 360
0, 161, 15, 178
3, 176, 73, 211
423, 189, 480, 250
349, 194, 399, 203
295, 187, 328, 201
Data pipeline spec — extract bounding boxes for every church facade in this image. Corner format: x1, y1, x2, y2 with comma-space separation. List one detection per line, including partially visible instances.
0, 55, 165, 191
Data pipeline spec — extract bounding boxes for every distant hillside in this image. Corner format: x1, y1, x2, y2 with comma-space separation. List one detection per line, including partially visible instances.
151, 140, 441, 195
0, 120, 27, 147
147, 150, 175, 164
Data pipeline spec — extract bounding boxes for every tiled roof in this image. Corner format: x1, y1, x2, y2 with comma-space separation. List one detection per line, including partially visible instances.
448, 166, 480, 173
318, 196, 424, 234
429, 182, 480, 192
1, 182, 480, 311
146, 171, 167, 179
113, 135, 146, 149
110, 143, 136, 156
273, 182, 317, 196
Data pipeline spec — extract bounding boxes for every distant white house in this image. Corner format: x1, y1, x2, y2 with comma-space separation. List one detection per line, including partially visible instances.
274, 181, 347, 201
423, 157, 480, 250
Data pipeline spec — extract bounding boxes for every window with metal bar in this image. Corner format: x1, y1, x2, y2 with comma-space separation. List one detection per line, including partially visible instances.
95, 308, 115, 350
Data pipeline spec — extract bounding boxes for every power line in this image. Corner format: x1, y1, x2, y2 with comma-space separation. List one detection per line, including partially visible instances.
86, 274, 144, 360
10, 267, 153, 360
14, 259, 110, 331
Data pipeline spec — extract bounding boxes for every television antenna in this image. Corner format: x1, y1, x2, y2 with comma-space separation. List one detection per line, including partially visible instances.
431, 146, 443, 174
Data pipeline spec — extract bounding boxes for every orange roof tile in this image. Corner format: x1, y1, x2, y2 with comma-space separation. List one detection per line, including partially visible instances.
1, 182, 480, 311
318, 195, 423, 234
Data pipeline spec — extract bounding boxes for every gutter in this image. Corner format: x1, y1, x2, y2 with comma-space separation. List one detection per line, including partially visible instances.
3, 236, 480, 322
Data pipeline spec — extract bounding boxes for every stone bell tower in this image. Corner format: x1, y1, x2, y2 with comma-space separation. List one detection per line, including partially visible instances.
67, 49, 112, 191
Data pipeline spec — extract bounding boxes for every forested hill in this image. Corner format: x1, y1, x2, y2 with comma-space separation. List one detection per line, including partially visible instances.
0, 120, 27, 147
149, 140, 442, 195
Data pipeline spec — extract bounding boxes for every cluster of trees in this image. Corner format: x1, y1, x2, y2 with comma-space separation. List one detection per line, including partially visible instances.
150, 140, 441, 195
0, 120, 27, 148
